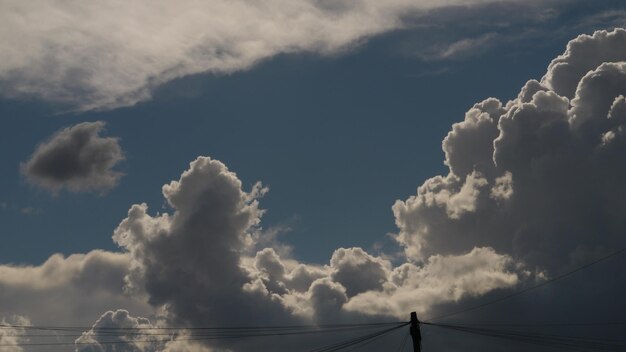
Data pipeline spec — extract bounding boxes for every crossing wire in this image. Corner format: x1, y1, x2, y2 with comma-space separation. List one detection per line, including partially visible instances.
343, 323, 410, 352
425, 322, 626, 351
0, 322, 403, 337
395, 331, 410, 352
432, 321, 626, 328
0, 322, 408, 349
0, 321, 402, 332
307, 323, 408, 352
3, 246, 625, 349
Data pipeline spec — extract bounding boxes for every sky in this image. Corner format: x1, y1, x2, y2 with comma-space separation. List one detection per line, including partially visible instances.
1, 0, 626, 351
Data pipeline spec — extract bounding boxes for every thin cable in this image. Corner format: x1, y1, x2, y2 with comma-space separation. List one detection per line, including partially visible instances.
307, 323, 408, 352
433, 321, 626, 328
320, 326, 404, 352
0, 321, 402, 331
426, 245, 626, 322
342, 327, 400, 352
395, 331, 410, 352
428, 322, 626, 344
1, 323, 409, 348
0, 324, 401, 338
307, 324, 406, 352
426, 322, 626, 351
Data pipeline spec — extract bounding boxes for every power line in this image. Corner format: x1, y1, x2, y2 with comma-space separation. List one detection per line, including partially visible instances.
307, 323, 408, 352
395, 331, 410, 352
0, 323, 402, 339
0, 321, 401, 331
432, 321, 626, 328
425, 245, 626, 322
426, 322, 626, 351
342, 327, 403, 352
3, 246, 625, 350
0, 322, 408, 349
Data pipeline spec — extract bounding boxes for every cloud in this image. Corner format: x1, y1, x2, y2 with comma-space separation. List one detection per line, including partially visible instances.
0, 0, 519, 111
4, 28, 626, 351
394, 28, 626, 273
70, 26, 626, 351
0, 250, 152, 329
0, 316, 29, 352
543, 28, 626, 99
113, 157, 299, 331
419, 33, 499, 60
19, 207, 40, 215
329, 247, 390, 297
343, 247, 519, 318
75, 310, 165, 352
75, 309, 215, 352
21, 121, 124, 194
103, 155, 521, 350
387, 31, 626, 344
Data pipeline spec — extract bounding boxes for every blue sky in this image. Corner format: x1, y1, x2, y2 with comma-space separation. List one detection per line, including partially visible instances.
1, 0, 623, 265
2, 1, 626, 351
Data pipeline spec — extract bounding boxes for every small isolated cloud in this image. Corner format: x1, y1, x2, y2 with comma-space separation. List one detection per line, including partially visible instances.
21, 121, 124, 194
420, 33, 499, 60
19, 207, 40, 215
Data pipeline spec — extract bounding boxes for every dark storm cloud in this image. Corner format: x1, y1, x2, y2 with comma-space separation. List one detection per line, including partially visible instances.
21, 121, 124, 194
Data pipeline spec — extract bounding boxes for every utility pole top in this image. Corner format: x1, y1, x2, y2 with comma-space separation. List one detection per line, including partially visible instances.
409, 312, 422, 352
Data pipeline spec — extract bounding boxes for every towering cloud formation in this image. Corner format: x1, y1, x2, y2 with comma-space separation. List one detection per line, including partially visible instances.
112, 157, 298, 328
394, 28, 626, 272
99, 156, 519, 351
21, 121, 124, 194
0, 0, 515, 111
